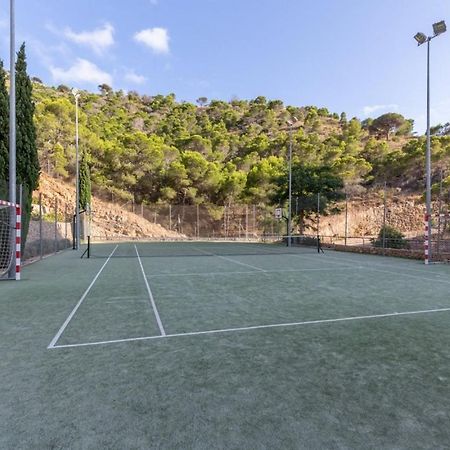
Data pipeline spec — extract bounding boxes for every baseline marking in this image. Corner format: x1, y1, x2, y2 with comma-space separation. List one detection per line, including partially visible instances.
193, 247, 266, 272
47, 245, 118, 349
50, 306, 450, 349
135, 245, 166, 336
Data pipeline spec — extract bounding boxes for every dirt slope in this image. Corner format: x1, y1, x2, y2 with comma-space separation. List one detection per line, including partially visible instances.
36, 174, 184, 239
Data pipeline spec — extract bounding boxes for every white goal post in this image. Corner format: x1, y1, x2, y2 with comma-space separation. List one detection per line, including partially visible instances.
0, 199, 21, 281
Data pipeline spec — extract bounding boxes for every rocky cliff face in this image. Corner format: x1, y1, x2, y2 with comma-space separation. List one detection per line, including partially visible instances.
317, 196, 427, 238
35, 174, 184, 239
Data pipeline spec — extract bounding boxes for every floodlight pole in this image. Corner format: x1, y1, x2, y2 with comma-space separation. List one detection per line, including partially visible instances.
8, 0, 16, 279
425, 38, 432, 263
415, 21, 446, 263
287, 122, 293, 247
72, 90, 80, 250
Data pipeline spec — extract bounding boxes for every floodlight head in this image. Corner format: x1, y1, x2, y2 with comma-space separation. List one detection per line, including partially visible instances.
286, 120, 293, 126
71, 88, 80, 98
414, 32, 428, 45
292, 116, 298, 122
433, 20, 447, 36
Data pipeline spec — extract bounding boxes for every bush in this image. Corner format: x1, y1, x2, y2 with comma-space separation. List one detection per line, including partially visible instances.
373, 225, 409, 249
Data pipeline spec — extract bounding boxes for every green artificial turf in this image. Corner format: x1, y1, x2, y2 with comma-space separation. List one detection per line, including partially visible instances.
1, 242, 449, 449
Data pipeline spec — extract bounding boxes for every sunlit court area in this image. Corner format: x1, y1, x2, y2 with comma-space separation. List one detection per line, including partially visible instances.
1, 241, 450, 447
1, 0, 450, 447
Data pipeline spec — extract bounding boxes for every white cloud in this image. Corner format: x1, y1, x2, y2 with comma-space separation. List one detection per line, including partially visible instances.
134, 27, 170, 54
64, 23, 114, 54
50, 58, 113, 86
124, 70, 147, 85
362, 104, 399, 117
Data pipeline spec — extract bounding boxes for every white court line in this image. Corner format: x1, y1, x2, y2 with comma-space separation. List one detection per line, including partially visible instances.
135, 245, 166, 336
290, 251, 450, 285
283, 247, 449, 277
50, 306, 450, 349
193, 247, 266, 272
47, 245, 118, 349
148, 266, 358, 278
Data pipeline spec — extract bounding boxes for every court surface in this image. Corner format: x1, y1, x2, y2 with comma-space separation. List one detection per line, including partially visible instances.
1, 241, 450, 449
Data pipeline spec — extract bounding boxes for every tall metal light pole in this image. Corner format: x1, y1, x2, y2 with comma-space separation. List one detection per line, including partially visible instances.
414, 20, 447, 264
72, 88, 80, 250
8, 0, 16, 279
287, 120, 293, 247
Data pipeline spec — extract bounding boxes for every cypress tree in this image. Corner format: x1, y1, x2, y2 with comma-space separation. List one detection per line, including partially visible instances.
0, 60, 8, 193
15, 43, 40, 247
79, 151, 91, 210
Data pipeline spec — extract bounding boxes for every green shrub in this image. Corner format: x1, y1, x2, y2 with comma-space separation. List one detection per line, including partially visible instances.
373, 225, 409, 249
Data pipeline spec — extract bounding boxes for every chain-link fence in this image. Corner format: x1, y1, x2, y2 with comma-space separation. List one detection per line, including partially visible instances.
24, 192, 73, 261
111, 201, 285, 240
296, 186, 450, 261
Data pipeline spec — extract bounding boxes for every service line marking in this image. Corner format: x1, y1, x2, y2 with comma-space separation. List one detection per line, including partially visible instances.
135, 245, 166, 336
147, 266, 358, 278
50, 306, 450, 349
282, 247, 450, 279
193, 247, 266, 272
47, 245, 118, 349
287, 251, 450, 286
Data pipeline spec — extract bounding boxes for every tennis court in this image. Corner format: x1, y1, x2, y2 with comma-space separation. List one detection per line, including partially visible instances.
2, 241, 450, 448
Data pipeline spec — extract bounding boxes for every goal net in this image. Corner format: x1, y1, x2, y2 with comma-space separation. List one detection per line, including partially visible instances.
0, 201, 21, 281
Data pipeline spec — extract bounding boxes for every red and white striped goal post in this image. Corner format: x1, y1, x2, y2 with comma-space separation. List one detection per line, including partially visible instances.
424, 213, 429, 265
0, 199, 21, 280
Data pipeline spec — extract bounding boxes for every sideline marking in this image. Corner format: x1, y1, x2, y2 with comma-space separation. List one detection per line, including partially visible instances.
193, 247, 266, 272
135, 245, 166, 336
47, 245, 118, 349
50, 306, 450, 349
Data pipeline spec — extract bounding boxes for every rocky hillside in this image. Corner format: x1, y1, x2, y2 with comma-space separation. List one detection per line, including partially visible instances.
319, 195, 425, 238
35, 174, 183, 239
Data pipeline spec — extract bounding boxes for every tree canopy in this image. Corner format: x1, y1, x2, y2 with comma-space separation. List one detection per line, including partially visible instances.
27, 80, 450, 212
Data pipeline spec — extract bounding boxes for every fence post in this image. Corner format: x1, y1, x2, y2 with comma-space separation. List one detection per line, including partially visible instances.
344, 192, 348, 246
169, 205, 172, 230
382, 182, 387, 254
223, 206, 227, 237
54, 198, 58, 254
437, 169, 443, 257
245, 205, 249, 240
196, 204, 200, 238
39, 192, 43, 260
253, 205, 256, 235
64, 203, 68, 241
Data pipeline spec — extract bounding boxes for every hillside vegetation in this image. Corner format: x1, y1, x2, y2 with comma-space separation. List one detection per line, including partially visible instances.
33, 82, 450, 209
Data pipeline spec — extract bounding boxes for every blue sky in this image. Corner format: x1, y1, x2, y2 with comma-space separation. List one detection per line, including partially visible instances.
0, 0, 449, 132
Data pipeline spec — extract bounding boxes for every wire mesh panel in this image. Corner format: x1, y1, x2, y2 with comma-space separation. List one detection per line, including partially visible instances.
0, 200, 20, 280
23, 194, 73, 262
0, 204, 14, 278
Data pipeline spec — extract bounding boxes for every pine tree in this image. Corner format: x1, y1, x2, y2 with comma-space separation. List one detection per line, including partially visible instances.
15, 43, 40, 247
0, 60, 8, 192
79, 151, 91, 210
